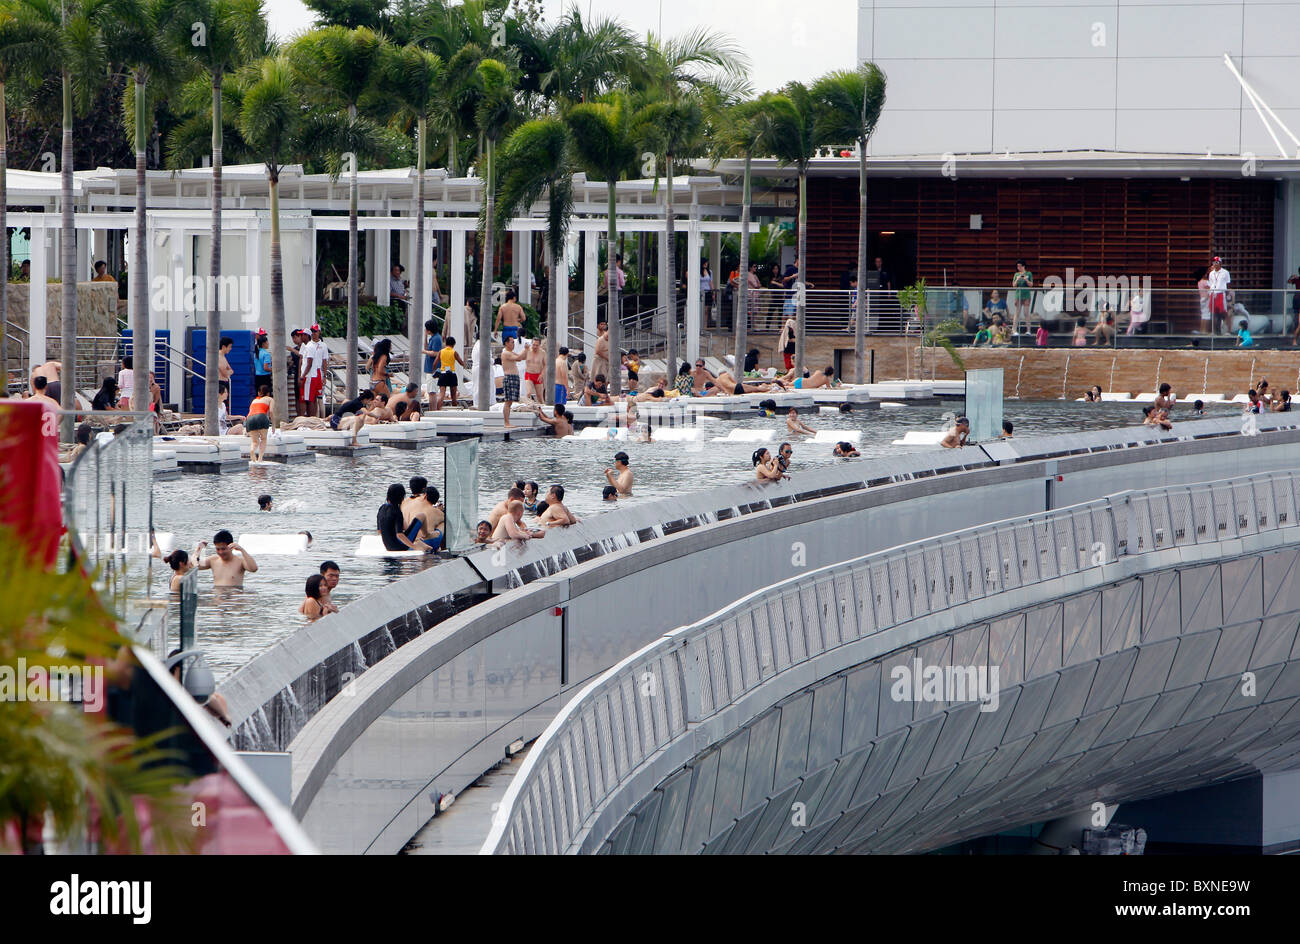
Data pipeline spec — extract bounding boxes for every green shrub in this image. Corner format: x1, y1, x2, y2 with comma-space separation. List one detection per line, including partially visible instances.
315, 304, 406, 338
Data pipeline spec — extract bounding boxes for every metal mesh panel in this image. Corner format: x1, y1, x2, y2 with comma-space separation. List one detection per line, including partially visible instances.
1165, 489, 1194, 546
649, 655, 672, 745
888, 556, 913, 623
722, 619, 745, 703
977, 530, 1002, 593
581, 711, 605, 800
921, 545, 947, 612
853, 568, 876, 636
736, 610, 761, 689
609, 684, 631, 778
800, 585, 825, 655
870, 561, 895, 627
940, 539, 968, 608
767, 597, 791, 672
833, 571, 859, 641
662, 651, 687, 733
1014, 521, 1042, 584
752, 602, 777, 678
1210, 485, 1237, 540
595, 697, 619, 785
815, 578, 842, 649
1232, 482, 1258, 535
618, 676, 642, 769
997, 526, 1024, 589
784, 590, 809, 664
957, 535, 985, 600
705, 627, 729, 709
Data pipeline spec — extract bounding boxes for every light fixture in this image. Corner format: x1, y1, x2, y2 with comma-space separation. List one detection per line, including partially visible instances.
879, 231, 895, 236
970, 214, 983, 231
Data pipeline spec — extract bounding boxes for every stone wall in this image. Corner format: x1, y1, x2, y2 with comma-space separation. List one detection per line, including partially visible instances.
5, 282, 121, 342
738, 334, 1300, 399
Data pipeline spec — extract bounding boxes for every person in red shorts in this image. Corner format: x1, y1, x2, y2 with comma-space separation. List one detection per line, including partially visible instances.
300, 325, 329, 417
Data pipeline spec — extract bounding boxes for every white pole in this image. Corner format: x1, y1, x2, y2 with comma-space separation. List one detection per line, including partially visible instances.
450, 228, 466, 343
29, 225, 47, 366
686, 211, 702, 364
583, 229, 598, 353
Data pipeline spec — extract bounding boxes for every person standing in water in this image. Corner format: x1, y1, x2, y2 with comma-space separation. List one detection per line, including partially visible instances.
196, 530, 259, 587
245, 384, 274, 461
604, 451, 633, 496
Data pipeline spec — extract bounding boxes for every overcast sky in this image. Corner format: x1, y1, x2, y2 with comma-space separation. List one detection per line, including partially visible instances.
263, 0, 857, 95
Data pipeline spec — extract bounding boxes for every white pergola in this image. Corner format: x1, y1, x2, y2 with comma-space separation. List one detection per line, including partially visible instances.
8, 164, 779, 395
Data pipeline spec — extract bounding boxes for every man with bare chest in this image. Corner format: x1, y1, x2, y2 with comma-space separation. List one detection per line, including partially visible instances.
524, 335, 546, 402
196, 529, 259, 587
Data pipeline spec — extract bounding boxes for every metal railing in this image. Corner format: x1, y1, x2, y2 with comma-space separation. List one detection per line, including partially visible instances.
483, 469, 1300, 854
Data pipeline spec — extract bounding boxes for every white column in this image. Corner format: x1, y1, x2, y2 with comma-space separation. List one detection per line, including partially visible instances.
419, 219, 433, 330
376, 224, 390, 306
29, 225, 47, 365
583, 229, 598, 354
517, 230, 531, 307
657, 228, 668, 336
450, 228, 466, 342
246, 220, 261, 331
556, 235, 570, 347
306, 219, 318, 327
686, 213, 702, 364
709, 231, 721, 327
162, 221, 183, 404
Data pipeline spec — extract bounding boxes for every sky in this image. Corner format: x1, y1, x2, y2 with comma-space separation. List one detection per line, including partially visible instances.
263, 0, 857, 95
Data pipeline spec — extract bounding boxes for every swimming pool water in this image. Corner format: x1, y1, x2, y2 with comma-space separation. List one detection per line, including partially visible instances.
150, 400, 1173, 678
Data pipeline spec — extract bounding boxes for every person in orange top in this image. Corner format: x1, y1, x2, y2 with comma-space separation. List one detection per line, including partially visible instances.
245, 383, 274, 462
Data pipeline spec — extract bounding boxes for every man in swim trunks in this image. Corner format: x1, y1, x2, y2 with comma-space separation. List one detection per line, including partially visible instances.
377, 483, 430, 552
30, 359, 61, 396
495, 288, 524, 342
195, 529, 259, 587
318, 561, 342, 614
404, 484, 445, 551
941, 416, 970, 449
389, 382, 420, 418
500, 336, 525, 428
555, 346, 570, 408
524, 333, 546, 402
28, 375, 59, 410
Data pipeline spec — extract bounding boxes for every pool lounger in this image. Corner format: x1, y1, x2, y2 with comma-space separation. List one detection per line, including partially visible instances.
863, 382, 934, 399
650, 427, 705, 441
366, 420, 442, 447
891, 430, 948, 445
356, 534, 428, 557
711, 428, 776, 443
810, 429, 864, 444
810, 387, 876, 404
156, 436, 249, 472
225, 432, 315, 463
235, 532, 312, 555
574, 426, 629, 441
566, 405, 621, 423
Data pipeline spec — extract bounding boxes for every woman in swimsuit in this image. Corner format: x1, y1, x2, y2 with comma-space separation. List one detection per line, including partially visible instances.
300, 573, 327, 620
165, 548, 195, 592
245, 383, 274, 461
369, 338, 392, 396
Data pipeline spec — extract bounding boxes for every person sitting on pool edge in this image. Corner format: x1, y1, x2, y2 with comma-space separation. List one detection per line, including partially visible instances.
941, 417, 970, 449
329, 388, 376, 445
604, 451, 632, 496
376, 483, 434, 553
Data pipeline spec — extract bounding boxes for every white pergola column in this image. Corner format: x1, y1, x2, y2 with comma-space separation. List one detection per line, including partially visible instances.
419, 219, 433, 330
397, 228, 412, 300
657, 229, 668, 337
160, 221, 183, 403
686, 210, 702, 364
245, 220, 260, 332
517, 230, 532, 307
376, 224, 390, 306
306, 219, 318, 323
449, 228, 466, 342
709, 232, 721, 327
583, 230, 598, 353
555, 235, 569, 347
29, 225, 47, 365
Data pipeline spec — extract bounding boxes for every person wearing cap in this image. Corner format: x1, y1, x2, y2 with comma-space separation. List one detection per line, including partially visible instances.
941, 416, 970, 449
1207, 257, 1232, 334
300, 325, 329, 417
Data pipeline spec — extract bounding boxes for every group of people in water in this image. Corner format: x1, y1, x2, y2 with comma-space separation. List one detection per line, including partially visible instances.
1079, 380, 1294, 431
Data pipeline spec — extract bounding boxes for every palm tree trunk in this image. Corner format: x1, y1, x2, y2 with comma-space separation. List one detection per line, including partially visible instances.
664, 153, 677, 380
733, 153, 751, 380
269, 169, 288, 424
346, 103, 359, 401
543, 239, 555, 402
59, 70, 75, 441
606, 181, 621, 397
132, 74, 149, 413
474, 139, 494, 410
409, 114, 426, 389
0, 79, 9, 388
794, 168, 807, 376
854, 135, 868, 383
204, 76, 223, 434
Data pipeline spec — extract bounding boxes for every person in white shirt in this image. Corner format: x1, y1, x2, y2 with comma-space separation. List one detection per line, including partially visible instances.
300, 325, 329, 417
1207, 257, 1232, 334
117, 355, 134, 409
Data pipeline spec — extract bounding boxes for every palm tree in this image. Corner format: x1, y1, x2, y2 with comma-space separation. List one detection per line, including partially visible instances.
382, 42, 444, 390
632, 28, 748, 374
289, 25, 383, 401
525, 7, 636, 110
469, 56, 515, 410
236, 57, 344, 424
495, 117, 572, 402
20, 0, 116, 438
565, 93, 638, 396
710, 95, 771, 377
0, 0, 57, 385
764, 83, 817, 375
812, 63, 886, 384
116, 0, 181, 411
167, 0, 267, 433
